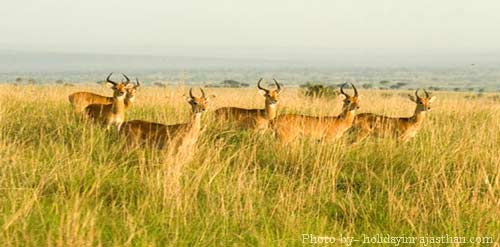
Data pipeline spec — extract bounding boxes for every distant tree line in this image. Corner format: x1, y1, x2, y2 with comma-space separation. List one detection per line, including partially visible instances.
206, 79, 249, 88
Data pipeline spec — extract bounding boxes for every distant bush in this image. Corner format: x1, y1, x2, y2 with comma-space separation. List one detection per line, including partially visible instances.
396, 82, 408, 87
206, 79, 249, 88
300, 82, 339, 99
428, 86, 442, 91
362, 83, 373, 89
222, 80, 249, 88
27, 78, 37, 85
389, 82, 408, 90
154, 82, 167, 88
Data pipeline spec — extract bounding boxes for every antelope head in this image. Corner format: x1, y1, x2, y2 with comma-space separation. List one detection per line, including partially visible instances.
258, 78, 282, 106
340, 82, 360, 112
122, 74, 141, 103
106, 73, 133, 99
408, 89, 436, 112
187, 88, 211, 114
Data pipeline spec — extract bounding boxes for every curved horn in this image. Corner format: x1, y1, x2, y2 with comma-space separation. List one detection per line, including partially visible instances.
415, 89, 421, 99
350, 82, 358, 96
135, 78, 141, 88
106, 73, 117, 85
273, 78, 281, 92
424, 89, 430, 98
189, 88, 194, 98
257, 78, 267, 92
340, 82, 349, 96
199, 88, 206, 98
122, 73, 131, 84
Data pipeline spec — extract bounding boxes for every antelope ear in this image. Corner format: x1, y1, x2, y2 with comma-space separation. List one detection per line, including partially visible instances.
106, 82, 115, 88
408, 94, 417, 102
125, 83, 135, 89
428, 96, 436, 103
258, 90, 267, 96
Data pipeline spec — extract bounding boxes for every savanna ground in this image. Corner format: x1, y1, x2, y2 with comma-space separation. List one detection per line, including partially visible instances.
0, 84, 499, 246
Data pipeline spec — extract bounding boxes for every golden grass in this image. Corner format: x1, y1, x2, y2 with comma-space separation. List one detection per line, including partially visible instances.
0, 84, 499, 246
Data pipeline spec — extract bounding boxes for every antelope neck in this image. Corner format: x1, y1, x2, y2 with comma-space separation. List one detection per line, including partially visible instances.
411, 108, 427, 124
339, 108, 356, 123
189, 113, 202, 131
112, 96, 126, 114
265, 103, 278, 120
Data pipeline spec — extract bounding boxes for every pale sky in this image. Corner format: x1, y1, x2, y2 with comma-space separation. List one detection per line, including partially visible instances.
1, 0, 499, 56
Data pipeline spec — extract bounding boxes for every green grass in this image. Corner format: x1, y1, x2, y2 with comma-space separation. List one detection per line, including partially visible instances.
0, 85, 499, 246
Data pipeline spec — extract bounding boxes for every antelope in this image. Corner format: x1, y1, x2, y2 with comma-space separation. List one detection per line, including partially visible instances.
351, 89, 436, 142
272, 82, 360, 143
83, 74, 134, 130
214, 78, 282, 130
120, 88, 211, 149
68, 73, 140, 113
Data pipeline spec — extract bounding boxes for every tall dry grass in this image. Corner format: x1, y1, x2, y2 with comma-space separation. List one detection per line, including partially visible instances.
0, 84, 499, 246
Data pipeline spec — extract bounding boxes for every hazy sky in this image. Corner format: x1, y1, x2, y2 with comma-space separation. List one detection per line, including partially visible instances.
1, 0, 499, 56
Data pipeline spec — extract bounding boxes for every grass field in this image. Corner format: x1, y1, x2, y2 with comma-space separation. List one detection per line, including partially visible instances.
1, 84, 499, 246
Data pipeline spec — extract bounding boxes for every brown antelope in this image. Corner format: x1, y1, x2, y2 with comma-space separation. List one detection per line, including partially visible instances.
83, 74, 134, 130
68, 73, 140, 113
351, 89, 436, 142
272, 82, 360, 143
214, 78, 282, 130
120, 88, 211, 149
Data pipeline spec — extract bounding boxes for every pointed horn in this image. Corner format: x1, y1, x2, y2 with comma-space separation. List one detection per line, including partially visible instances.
106, 72, 117, 85
200, 87, 206, 98
340, 82, 349, 96
273, 78, 281, 92
424, 89, 430, 98
350, 82, 358, 96
257, 78, 268, 92
135, 78, 141, 88
189, 88, 194, 98
415, 89, 421, 99
122, 73, 131, 84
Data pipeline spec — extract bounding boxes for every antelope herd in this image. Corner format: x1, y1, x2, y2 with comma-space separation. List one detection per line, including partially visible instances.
68, 73, 436, 150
